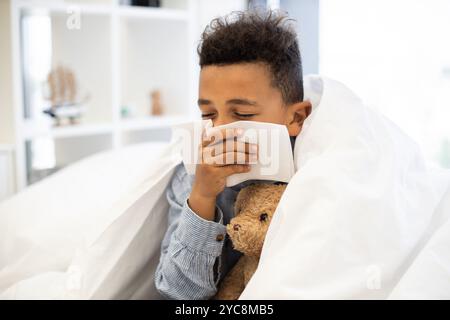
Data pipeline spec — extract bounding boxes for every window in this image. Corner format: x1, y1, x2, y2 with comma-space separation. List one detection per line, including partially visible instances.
319, 0, 450, 168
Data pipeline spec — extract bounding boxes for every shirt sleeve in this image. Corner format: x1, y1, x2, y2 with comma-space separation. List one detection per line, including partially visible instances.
154, 164, 227, 300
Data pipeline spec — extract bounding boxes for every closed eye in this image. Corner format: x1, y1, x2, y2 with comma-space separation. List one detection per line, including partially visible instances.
201, 113, 215, 118
235, 112, 256, 118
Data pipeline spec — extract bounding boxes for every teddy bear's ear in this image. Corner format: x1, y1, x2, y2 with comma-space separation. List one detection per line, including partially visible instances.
234, 186, 250, 215
234, 193, 243, 215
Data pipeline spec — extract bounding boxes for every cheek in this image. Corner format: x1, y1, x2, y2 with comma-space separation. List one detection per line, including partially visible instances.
254, 107, 287, 125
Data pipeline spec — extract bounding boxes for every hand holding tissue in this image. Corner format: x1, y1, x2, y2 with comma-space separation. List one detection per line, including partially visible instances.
173, 120, 295, 186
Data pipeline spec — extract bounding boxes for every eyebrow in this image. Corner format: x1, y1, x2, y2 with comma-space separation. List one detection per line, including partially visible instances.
197, 98, 259, 107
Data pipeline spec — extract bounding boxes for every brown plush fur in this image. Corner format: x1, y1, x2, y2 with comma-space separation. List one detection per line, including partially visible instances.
214, 183, 287, 300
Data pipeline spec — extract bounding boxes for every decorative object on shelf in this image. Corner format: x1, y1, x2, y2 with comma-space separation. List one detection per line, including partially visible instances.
121, 103, 136, 118
150, 89, 164, 116
42, 65, 90, 126
131, 0, 160, 7
121, 105, 131, 118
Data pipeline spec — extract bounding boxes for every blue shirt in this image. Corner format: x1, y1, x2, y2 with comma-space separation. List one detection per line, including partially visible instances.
154, 137, 296, 300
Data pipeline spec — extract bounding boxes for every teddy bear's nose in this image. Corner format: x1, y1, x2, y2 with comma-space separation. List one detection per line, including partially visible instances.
233, 224, 241, 231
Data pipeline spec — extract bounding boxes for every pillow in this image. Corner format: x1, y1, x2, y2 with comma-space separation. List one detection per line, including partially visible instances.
0, 142, 181, 299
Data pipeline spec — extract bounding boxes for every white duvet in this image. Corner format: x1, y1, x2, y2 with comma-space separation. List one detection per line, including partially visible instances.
0, 75, 449, 299
0, 142, 181, 299
240, 76, 450, 299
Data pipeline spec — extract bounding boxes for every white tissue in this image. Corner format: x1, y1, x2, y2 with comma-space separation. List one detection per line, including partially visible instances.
172, 120, 295, 187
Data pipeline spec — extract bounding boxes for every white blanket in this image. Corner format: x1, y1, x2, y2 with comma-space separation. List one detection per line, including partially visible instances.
240, 76, 450, 299
0, 142, 181, 299
1, 75, 449, 299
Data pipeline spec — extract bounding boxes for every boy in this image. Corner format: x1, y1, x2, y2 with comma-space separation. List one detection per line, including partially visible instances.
155, 9, 311, 299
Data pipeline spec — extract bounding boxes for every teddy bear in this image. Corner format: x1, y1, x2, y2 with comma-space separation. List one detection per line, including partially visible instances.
214, 182, 287, 300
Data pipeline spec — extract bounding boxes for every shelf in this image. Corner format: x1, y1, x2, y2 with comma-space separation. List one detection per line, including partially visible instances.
16, 1, 189, 21
16, 0, 113, 16
118, 5, 189, 21
119, 16, 191, 118
119, 115, 189, 132
9, 0, 198, 191
22, 121, 114, 140
21, 116, 191, 139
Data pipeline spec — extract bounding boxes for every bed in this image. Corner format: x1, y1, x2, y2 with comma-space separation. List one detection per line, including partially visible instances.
1, 76, 449, 299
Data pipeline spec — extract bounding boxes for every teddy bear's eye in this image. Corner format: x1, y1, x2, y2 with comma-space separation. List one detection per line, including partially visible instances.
259, 213, 268, 222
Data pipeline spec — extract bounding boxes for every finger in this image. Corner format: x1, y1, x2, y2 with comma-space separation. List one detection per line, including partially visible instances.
219, 164, 252, 177
204, 151, 258, 166
202, 151, 251, 166
200, 128, 213, 147
201, 128, 244, 147
204, 141, 258, 157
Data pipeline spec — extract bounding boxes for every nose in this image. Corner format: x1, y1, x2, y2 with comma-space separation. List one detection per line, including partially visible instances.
213, 116, 234, 127
233, 224, 241, 231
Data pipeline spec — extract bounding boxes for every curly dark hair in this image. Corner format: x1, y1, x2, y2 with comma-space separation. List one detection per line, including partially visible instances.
197, 9, 303, 105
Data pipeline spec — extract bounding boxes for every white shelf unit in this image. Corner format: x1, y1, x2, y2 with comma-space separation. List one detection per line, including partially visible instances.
9, 0, 200, 190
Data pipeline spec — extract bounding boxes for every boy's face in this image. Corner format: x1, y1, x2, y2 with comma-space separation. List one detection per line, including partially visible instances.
198, 62, 311, 136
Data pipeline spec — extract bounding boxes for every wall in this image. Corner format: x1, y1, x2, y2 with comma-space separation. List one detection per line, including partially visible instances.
0, 0, 15, 144
280, 0, 319, 75
196, 0, 248, 33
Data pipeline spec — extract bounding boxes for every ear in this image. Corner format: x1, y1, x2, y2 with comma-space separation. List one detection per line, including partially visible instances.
285, 101, 312, 136
234, 188, 247, 215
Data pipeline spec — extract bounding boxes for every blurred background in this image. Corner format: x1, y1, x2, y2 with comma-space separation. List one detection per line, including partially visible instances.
0, 0, 449, 202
